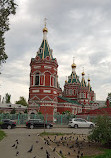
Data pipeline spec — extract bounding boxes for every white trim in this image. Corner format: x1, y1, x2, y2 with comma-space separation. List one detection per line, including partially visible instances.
43, 90, 51, 93
32, 90, 39, 93
30, 96, 40, 101
44, 66, 51, 69
33, 66, 41, 69
41, 96, 52, 101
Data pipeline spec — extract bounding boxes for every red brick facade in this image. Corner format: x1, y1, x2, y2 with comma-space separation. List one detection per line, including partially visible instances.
28, 25, 97, 116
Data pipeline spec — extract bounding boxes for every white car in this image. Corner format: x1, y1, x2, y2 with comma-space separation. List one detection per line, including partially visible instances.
68, 118, 95, 128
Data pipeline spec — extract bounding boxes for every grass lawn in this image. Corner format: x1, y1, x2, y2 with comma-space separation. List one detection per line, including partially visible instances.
0, 130, 6, 141
83, 149, 111, 158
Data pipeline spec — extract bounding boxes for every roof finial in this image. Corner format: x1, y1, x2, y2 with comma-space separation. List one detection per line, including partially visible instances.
43, 18, 48, 33
82, 67, 85, 76
73, 57, 75, 63
88, 74, 90, 81
44, 18, 47, 27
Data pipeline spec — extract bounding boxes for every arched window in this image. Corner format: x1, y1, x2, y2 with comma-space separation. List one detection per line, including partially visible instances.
35, 73, 39, 85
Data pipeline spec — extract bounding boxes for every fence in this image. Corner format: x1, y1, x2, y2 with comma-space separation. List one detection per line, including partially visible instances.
0, 113, 98, 125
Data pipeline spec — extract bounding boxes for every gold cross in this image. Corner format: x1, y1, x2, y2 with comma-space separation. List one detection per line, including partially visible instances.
44, 18, 47, 27
73, 57, 75, 63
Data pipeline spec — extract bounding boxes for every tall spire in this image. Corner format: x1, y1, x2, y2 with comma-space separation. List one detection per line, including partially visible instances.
43, 18, 48, 40
88, 74, 91, 90
81, 67, 86, 87
71, 57, 76, 74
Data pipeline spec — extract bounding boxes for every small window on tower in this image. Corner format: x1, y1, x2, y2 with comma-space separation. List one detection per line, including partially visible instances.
35, 73, 39, 85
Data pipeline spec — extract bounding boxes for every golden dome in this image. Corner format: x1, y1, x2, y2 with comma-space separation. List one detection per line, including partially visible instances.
71, 63, 76, 68
43, 27, 48, 32
65, 80, 67, 83
82, 71, 85, 76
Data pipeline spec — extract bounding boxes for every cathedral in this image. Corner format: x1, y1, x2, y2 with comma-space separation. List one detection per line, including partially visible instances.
28, 23, 97, 116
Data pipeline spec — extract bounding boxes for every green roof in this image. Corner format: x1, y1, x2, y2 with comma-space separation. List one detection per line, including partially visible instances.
37, 39, 54, 59
68, 73, 80, 84
58, 96, 82, 105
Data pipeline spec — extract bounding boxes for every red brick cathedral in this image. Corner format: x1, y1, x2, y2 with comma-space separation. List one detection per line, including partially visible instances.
28, 24, 97, 116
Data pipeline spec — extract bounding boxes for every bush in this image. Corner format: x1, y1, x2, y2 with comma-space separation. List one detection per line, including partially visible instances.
88, 115, 111, 147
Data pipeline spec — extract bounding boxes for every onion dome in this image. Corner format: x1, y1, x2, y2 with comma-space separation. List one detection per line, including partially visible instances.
71, 63, 76, 68
43, 27, 48, 32
82, 71, 85, 76
88, 77, 90, 81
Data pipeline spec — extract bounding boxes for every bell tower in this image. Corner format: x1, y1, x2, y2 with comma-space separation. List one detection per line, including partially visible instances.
28, 21, 58, 116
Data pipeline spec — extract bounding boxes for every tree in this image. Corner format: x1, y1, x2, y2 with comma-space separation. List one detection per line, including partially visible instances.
5, 93, 11, 103
10, 108, 16, 114
0, 0, 17, 63
15, 96, 28, 106
88, 115, 111, 147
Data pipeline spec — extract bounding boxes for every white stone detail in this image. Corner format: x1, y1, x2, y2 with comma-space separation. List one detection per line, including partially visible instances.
32, 90, 39, 93
53, 91, 57, 94
44, 66, 51, 69
43, 90, 51, 93
34, 66, 41, 69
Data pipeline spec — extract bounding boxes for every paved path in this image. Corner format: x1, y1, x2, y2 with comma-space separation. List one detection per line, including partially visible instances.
0, 128, 91, 158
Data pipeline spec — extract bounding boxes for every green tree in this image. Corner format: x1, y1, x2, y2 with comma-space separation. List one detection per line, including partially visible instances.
0, 0, 17, 63
88, 115, 111, 147
15, 96, 28, 106
5, 93, 11, 103
10, 108, 16, 114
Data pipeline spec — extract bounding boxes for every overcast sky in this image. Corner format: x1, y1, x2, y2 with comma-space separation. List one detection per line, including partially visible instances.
1, 0, 111, 103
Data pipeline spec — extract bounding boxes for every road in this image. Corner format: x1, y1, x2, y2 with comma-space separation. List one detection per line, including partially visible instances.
0, 127, 91, 158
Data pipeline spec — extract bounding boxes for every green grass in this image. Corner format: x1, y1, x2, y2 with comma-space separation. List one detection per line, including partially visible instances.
83, 149, 111, 158
0, 130, 6, 141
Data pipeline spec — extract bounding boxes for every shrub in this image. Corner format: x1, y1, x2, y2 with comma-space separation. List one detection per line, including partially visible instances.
88, 115, 111, 147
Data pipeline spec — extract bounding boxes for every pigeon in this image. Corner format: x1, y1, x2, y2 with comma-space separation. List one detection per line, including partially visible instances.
40, 147, 43, 150
15, 139, 18, 142
36, 140, 39, 143
46, 150, 50, 156
15, 145, 17, 149
81, 153, 83, 157
59, 150, 62, 155
12, 144, 15, 147
16, 151, 19, 156
68, 152, 70, 155
27, 145, 33, 153
53, 147, 56, 152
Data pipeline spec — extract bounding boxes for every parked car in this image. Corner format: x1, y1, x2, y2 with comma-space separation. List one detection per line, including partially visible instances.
68, 118, 95, 128
0, 119, 16, 129
26, 119, 53, 129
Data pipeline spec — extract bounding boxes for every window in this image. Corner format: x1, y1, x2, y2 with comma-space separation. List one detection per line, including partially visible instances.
35, 73, 39, 85
54, 77, 56, 87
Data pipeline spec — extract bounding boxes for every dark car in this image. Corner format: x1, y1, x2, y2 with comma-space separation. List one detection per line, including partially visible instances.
26, 119, 53, 129
0, 119, 16, 129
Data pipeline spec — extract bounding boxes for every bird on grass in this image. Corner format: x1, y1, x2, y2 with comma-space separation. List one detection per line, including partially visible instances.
81, 153, 83, 157
16, 151, 19, 156
27, 145, 33, 153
